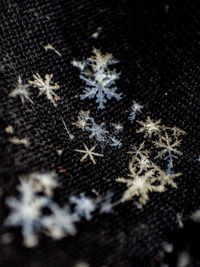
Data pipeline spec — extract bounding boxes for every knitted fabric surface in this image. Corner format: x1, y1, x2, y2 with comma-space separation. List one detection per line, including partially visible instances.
0, 1, 200, 267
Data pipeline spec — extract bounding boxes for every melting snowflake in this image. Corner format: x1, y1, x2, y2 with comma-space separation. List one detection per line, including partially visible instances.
70, 193, 96, 220
28, 73, 60, 107
72, 48, 122, 109
5, 181, 48, 247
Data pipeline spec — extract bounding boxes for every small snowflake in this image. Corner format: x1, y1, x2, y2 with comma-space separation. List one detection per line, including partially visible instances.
75, 143, 103, 164
9, 76, 33, 104
72, 48, 122, 109
129, 101, 143, 122
112, 123, 124, 134
5, 181, 48, 247
128, 142, 150, 159
110, 136, 122, 148
137, 116, 162, 138
72, 111, 91, 131
42, 202, 79, 239
70, 193, 96, 220
28, 73, 60, 106
85, 118, 109, 142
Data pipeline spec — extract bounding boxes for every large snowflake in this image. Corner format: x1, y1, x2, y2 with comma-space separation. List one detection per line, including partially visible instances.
72, 48, 122, 109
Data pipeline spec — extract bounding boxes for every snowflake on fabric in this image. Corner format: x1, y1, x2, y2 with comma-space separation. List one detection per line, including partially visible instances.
137, 116, 162, 138
85, 118, 109, 142
5, 181, 48, 247
74, 143, 103, 164
72, 48, 122, 109
42, 202, 79, 239
9, 76, 33, 104
70, 193, 96, 220
72, 111, 91, 131
28, 73, 60, 107
129, 101, 143, 122
20, 172, 59, 196
153, 128, 185, 174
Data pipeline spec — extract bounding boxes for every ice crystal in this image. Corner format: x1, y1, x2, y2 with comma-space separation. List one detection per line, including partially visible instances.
42, 202, 79, 239
72, 111, 91, 131
62, 118, 75, 140
75, 143, 103, 164
109, 136, 122, 148
5, 181, 47, 247
70, 193, 96, 220
28, 73, 60, 107
127, 142, 150, 159
9, 76, 33, 104
112, 123, 124, 134
137, 116, 162, 138
44, 44, 61, 57
153, 128, 185, 174
85, 118, 109, 142
72, 48, 122, 109
10, 136, 30, 147
129, 101, 143, 122
21, 172, 59, 196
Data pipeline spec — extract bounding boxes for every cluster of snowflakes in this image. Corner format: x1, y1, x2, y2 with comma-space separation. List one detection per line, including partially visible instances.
3, 46, 187, 247
4, 172, 114, 247
117, 117, 185, 205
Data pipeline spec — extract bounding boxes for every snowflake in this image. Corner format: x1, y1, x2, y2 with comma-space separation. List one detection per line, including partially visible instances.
129, 101, 143, 122
70, 193, 96, 220
9, 76, 33, 104
72, 48, 122, 109
153, 129, 185, 174
74, 143, 103, 164
28, 73, 60, 107
112, 123, 124, 134
109, 136, 122, 148
85, 118, 109, 142
99, 192, 114, 214
127, 141, 150, 159
42, 202, 79, 239
72, 111, 91, 131
20, 172, 59, 196
137, 116, 162, 138
5, 181, 48, 247
9, 136, 30, 147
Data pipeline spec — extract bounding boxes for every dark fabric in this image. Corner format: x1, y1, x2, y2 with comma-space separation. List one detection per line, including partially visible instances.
0, 0, 200, 266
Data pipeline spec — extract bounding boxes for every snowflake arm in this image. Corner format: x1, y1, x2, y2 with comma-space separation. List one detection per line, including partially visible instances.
129, 101, 143, 122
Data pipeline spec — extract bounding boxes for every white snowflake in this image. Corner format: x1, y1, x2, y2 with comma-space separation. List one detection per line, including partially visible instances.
42, 202, 79, 239
28, 73, 60, 106
70, 193, 96, 220
5, 181, 47, 247
75, 143, 103, 164
72, 48, 122, 109
137, 116, 162, 138
20, 172, 59, 196
9, 76, 33, 104
129, 101, 143, 122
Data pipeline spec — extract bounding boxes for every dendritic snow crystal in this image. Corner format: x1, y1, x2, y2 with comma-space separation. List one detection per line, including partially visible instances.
137, 116, 162, 138
129, 101, 143, 122
72, 48, 122, 109
5, 181, 48, 247
9, 76, 33, 104
28, 73, 60, 107
70, 193, 96, 220
75, 143, 103, 164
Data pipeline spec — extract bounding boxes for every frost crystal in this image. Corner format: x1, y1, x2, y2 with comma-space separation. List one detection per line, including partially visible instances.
28, 73, 60, 107
72, 48, 122, 109
129, 101, 143, 122
70, 193, 96, 220
42, 202, 78, 239
9, 76, 33, 104
137, 116, 162, 138
5, 181, 47, 247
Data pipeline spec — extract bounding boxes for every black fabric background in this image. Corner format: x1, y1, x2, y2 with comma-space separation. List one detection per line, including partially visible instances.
0, 0, 200, 266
